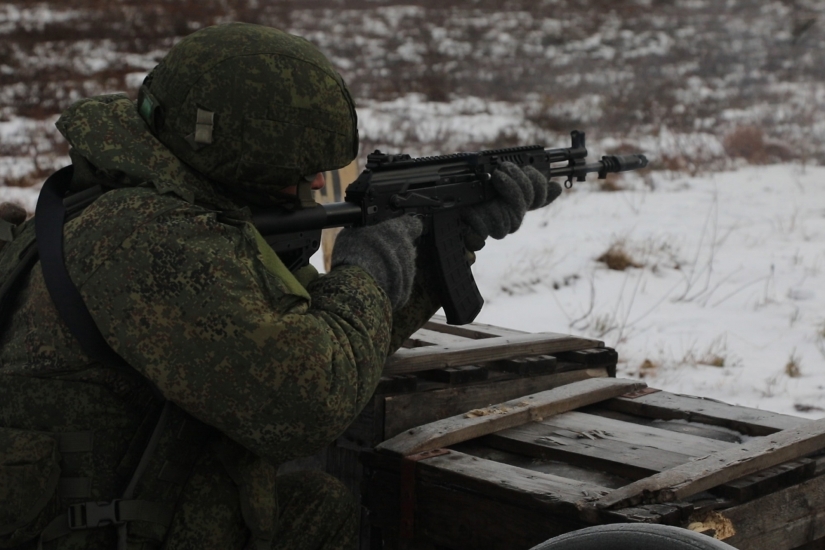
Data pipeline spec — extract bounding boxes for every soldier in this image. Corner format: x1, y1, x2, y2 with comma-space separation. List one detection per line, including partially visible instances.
0, 23, 559, 550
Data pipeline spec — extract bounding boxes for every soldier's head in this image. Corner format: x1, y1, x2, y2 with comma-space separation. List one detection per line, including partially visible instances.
137, 22, 358, 207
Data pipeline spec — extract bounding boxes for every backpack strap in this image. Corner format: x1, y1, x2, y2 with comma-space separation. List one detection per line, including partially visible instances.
33, 168, 183, 550
35, 165, 128, 368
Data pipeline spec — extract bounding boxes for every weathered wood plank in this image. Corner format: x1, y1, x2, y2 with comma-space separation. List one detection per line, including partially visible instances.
384, 333, 603, 375
714, 459, 815, 502
417, 365, 489, 385
383, 368, 610, 440
488, 414, 813, 502
419, 450, 610, 505
451, 440, 631, 489
362, 456, 590, 550
583, 406, 746, 443
541, 411, 732, 456
492, 355, 559, 377
404, 327, 473, 348
721, 473, 825, 550
486, 419, 696, 480
377, 378, 645, 456
593, 416, 825, 510
424, 315, 529, 338
604, 390, 807, 436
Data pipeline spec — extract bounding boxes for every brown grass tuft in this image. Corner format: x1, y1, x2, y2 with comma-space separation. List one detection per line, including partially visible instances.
637, 358, 659, 378
724, 126, 797, 164
597, 241, 643, 271
785, 352, 802, 378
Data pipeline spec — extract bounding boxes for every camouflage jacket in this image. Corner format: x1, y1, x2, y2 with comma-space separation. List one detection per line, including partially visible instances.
0, 94, 440, 548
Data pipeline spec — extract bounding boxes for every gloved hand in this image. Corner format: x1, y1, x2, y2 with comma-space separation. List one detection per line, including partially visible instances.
331, 214, 423, 309
461, 162, 562, 251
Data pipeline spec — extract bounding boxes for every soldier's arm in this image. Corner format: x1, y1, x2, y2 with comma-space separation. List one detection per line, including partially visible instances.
80, 202, 392, 464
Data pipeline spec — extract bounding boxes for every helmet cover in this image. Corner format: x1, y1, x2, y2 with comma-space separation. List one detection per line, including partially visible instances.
139, 22, 358, 204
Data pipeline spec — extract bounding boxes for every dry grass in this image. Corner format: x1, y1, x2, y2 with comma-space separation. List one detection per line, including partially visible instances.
785, 351, 802, 378
681, 336, 734, 369
596, 241, 643, 271
723, 126, 797, 165
637, 358, 659, 378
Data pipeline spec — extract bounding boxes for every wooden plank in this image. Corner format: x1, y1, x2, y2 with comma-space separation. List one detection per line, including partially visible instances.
419, 450, 610, 505
583, 406, 746, 443
383, 368, 610, 440
361, 455, 590, 550
377, 377, 645, 456
384, 332, 603, 375
488, 414, 813, 502
721, 473, 825, 550
404, 327, 473, 348
555, 348, 618, 367
593, 415, 825, 511
492, 355, 558, 377
451, 440, 631, 489
714, 459, 815, 502
604, 390, 807, 436
486, 420, 697, 480
540, 411, 731, 456
417, 365, 489, 385
424, 314, 529, 338
792, 538, 825, 550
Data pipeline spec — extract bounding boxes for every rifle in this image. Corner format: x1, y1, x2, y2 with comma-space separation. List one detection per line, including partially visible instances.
253, 130, 648, 325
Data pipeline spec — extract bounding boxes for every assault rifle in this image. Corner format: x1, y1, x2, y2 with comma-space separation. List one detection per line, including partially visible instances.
254, 130, 648, 325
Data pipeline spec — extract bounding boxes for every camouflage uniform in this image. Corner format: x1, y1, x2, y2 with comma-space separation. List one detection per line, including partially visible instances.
0, 25, 440, 550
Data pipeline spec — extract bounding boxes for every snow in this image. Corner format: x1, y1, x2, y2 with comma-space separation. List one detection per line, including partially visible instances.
470, 163, 825, 419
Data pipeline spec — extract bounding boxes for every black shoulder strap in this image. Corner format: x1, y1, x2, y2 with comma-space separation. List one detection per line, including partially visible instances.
34, 165, 128, 367
33, 167, 182, 550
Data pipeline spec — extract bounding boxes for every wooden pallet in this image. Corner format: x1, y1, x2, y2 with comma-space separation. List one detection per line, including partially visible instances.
363, 378, 825, 550
282, 316, 618, 515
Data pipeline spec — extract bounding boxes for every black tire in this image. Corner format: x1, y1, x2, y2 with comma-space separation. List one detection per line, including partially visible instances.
529, 523, 737, 550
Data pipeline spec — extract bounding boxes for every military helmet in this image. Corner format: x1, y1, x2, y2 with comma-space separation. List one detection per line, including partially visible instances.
137, 22, 358, 206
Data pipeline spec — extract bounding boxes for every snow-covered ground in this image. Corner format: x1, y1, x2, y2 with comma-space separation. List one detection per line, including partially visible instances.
471, 163, 825, 419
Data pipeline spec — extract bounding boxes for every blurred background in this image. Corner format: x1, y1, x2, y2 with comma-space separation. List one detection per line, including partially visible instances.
1, 0, 823, 193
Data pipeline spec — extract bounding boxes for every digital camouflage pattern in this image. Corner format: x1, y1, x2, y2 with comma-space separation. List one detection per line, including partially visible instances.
142, 23, 359, 206
0, 55, 439, 549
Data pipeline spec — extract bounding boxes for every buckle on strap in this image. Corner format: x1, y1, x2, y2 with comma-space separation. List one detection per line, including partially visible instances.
67, 500, 124, 529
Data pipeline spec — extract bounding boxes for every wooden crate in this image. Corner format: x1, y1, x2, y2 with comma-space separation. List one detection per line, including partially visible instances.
282, 316, 617, 509
361, 378, 825, 550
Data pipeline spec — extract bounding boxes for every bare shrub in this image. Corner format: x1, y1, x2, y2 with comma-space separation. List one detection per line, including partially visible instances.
785, 351, 802, 378
637, 358, 659, 378
596, 241, 643, 271
723, 126, 797, 164
723, 126, 767, 163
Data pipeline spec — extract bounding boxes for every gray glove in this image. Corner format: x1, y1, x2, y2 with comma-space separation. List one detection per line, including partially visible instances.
461, 162, 562, 251
331, 214, 423, 309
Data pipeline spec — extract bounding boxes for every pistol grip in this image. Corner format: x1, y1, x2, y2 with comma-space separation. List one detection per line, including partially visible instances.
431, 210, 483, 325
